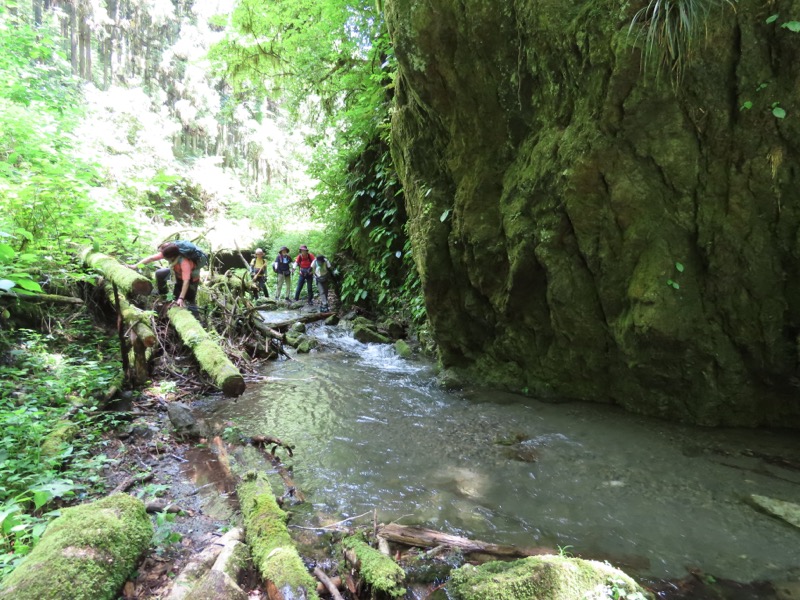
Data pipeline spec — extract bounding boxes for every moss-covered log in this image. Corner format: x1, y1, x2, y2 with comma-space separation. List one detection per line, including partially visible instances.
0, 291, 83, 304
81, 249, 153, 296
167, 306, 246, 397
342, 535, 406, 598
237, 473, 319, 600
0, 494, 152, 600
103, 283, 156, 347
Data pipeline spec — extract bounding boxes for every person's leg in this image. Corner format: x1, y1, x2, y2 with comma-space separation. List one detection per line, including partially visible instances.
284, 274, 292, 299
185, 281, 200, 319
294, 274, 304, 301
276, 274, 284, 299
320, 279, 329, 310
259, 277, 268, 297
155, 268, 170, 295
305, 273, 314, 303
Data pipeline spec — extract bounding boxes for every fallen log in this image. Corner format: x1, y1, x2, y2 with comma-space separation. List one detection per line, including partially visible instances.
81, 248, 153, 296
237, 472, 320, 600
263, 312, 333, 330
342, 535, 406, 598
377, 523, 548, 559
0, 290, 83, 304
167, 306, 246, 397
166, 528, 246, 600
0, 494, 152, 600
103, 282, 156, 347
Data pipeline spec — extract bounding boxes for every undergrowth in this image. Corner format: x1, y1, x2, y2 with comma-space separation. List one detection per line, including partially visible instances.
0, 315, 123, 578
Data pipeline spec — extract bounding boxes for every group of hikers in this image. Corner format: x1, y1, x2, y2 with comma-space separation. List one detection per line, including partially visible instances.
131, 241, 333, 314
248, 244, 333, 312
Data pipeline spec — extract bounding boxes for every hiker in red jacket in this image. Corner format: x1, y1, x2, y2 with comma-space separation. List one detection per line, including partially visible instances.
293, 244, 316, 304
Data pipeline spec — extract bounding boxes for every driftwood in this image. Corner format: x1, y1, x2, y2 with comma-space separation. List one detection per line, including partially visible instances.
111, 471, 154, 495
81, 248, 153, 296
248, 436, 304, 503
377, 523, 550, 559
166, 528, 246, 600
167, 306, 246, 397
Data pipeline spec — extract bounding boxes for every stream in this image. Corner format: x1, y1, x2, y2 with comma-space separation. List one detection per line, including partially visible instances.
203, 318, 800, 594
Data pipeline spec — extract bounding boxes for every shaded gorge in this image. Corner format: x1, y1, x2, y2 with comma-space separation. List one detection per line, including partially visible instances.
203, 323, 800, 590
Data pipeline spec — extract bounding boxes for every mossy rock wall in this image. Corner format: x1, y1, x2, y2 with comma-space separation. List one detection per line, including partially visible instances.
385, 0, 800, 427
0, 494, 152, 600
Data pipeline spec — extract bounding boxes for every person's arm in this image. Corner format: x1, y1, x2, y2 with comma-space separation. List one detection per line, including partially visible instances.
131, 252, 164, 268
176, 260, 193, 307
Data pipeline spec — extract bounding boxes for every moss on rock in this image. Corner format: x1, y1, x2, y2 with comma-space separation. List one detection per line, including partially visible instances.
447, 555, 652, 600
0, 494, 152, 600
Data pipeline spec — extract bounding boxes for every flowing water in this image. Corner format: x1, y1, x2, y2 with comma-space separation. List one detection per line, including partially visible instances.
206, 321, 800, 588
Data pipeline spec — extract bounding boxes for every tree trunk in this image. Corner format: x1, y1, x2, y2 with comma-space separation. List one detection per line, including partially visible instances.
167, 306, 246, 397
103, 282, 156, 347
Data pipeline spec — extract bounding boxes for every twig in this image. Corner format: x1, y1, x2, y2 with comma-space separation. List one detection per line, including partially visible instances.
290, 510, 374, 531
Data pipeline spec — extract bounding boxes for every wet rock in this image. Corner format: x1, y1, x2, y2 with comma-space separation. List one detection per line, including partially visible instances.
168, 403, 207, 438
325, 314, 340, 326
380, 318, 405, 340
395, 339, 412, 358
437, 368, 464, 390
353, 324, 391, 344
494, 432, 530, 446
290, 321, 306, 333
748, 494, 800, 530
297, 338, 319, 353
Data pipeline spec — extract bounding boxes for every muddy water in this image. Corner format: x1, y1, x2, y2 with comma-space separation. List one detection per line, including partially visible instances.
207, 323, 800, 585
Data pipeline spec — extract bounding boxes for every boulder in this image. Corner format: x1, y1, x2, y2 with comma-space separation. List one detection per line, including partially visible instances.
353, 324, 391, 344
395, 339, 413, 358
447, 555, 652, 600
748, 494, 800, 530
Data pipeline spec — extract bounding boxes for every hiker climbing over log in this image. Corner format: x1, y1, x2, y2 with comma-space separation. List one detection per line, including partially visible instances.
131, 241, 208, 318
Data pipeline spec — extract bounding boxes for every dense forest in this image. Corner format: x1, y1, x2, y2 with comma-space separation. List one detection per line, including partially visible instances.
1, 0, 800, 598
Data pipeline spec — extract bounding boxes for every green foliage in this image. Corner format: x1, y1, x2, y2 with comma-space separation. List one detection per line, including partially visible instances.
0, 321, 123, 576
152, 511, 183, 555
628, 0, 736, 85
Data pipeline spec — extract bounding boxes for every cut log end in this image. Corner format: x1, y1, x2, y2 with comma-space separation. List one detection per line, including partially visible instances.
222, 376, 246, 398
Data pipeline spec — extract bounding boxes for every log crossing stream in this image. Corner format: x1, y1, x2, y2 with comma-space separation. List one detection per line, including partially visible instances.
204, 319, 800, 591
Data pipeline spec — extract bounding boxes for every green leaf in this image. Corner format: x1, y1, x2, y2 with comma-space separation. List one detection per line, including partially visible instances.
439, 209, 450, 222
0, 244, 15, 261
14, 279, 42, 292
781, 21, 800, 32
773, 106, 787, 119
740, 101, 752, 111
766, 14, 780, 24
675, 262, 684, 272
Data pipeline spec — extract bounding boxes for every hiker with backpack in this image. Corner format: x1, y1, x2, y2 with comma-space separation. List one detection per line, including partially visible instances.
249, 248, 269, 299
293, 244, 315, 304
132, 241, 207, 316
272, 246, 293, 301
310, 254, 333, 312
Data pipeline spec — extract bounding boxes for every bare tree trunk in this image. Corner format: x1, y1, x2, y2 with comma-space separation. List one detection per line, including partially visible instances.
69, 4, 77, 74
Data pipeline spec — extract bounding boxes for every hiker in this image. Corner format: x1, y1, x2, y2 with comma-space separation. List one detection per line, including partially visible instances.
133, 241, 202, 316
293, 244, 316, 304
249, 248, 269, 299
311, 254, 333, 312
273, 246, 293, 301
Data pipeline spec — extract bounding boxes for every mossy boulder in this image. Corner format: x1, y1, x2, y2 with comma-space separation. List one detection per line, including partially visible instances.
395, 339, 413, 358
447, 555, 652, 600
0, 494, 153, 600
40, 420, 80, 460
353, 324, 391, 344
384, 0, 800, 428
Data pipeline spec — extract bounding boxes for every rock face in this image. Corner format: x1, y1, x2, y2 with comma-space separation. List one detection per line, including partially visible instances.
385, 0, 800, 427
